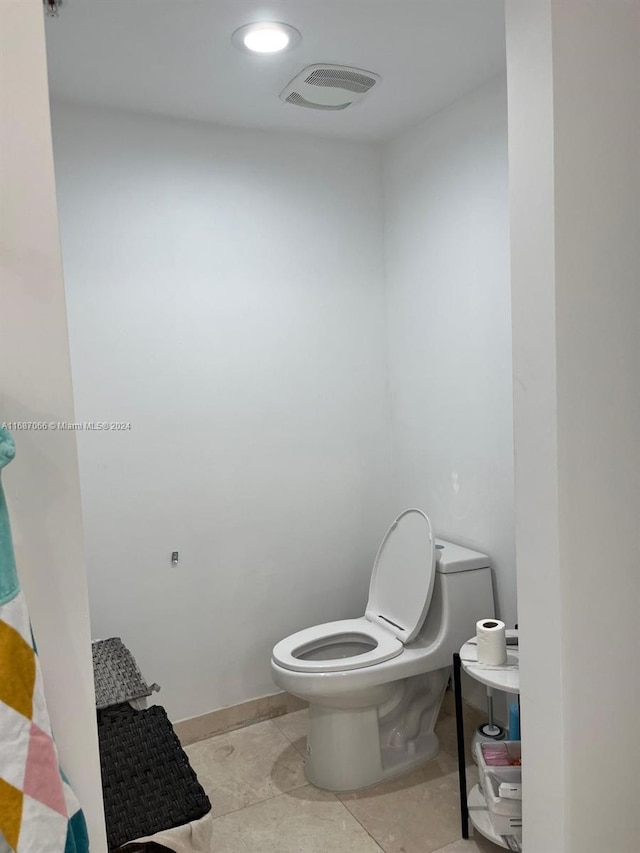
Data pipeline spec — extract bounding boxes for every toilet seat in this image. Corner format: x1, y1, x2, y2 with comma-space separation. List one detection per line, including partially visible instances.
272, 618, 403, 673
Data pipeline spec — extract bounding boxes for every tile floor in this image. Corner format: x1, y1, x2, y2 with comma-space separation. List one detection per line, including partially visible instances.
184, 693, 504, 853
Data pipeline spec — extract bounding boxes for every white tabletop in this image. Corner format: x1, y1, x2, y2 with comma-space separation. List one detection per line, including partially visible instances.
459, 632, 520, 693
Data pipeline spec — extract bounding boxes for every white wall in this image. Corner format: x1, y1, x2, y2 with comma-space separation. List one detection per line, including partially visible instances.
507, 1, 640, 851
51, 103, 393, 722
383, 77, 516, 626
52, 81, 518, 722
505, 2, 565, 844
554, 2, 639, 846
0, 2, 106, 849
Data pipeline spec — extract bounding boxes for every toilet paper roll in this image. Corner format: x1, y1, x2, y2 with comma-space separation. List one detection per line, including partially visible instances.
476, 619, 507, 666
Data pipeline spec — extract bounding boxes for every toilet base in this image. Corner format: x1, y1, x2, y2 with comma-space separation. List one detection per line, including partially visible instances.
304, 669, 448, 792
305, 704, 383, 791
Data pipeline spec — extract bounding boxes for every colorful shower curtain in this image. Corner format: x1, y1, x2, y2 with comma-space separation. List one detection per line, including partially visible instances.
0, 427, 90, 852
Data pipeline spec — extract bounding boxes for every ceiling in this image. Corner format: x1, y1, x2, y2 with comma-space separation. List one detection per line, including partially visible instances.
44, 0, 506, 143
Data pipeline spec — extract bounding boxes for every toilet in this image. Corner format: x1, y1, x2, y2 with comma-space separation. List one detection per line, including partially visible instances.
271, 508, 495, 792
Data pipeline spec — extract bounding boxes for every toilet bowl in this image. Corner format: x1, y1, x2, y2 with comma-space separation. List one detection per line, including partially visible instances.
271, 509, 495, 791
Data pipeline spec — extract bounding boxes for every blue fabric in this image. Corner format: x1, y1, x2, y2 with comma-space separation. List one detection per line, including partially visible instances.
64, 807, 90, 853
0, 428, 18, 605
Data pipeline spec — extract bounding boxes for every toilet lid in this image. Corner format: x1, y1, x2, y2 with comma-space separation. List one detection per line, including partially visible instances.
365, 509, 435, 644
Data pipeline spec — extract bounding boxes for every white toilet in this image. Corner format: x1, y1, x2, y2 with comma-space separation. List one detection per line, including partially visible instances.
271, 508, 495, 792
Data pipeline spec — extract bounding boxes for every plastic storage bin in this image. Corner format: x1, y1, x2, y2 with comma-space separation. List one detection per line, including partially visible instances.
475, 741, 522, 838
481, 770, 522, 836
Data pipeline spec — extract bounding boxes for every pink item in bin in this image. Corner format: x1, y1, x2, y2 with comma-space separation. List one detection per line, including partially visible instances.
481, 743, 512, 766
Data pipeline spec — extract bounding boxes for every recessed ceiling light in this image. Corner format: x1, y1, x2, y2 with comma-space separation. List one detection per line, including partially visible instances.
232, 22, 301, 55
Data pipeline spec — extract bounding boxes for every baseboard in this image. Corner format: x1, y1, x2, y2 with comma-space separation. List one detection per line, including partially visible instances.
174, 691, 308, 746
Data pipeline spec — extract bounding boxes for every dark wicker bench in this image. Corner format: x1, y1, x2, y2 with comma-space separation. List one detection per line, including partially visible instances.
97, 704, 210, 850
92, 638, 211, 850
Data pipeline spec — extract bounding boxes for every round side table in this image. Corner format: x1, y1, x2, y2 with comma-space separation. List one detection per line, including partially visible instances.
453, 633, 520, 851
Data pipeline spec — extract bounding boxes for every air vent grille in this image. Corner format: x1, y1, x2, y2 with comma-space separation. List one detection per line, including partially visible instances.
285, 92, 352, 111
305, 68, 377, 94
280, 64, 380, 111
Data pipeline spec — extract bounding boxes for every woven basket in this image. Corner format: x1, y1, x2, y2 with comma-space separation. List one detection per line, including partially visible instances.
92, 638, 158, 709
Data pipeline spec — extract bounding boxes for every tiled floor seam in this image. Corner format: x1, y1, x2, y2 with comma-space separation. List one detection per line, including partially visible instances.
207, 778, 310, 823
332, 796, 387, 852
272, 718, 307, 757
272, 716, 300, 743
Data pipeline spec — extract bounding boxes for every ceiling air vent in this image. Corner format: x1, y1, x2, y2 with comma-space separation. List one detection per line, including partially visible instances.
285, 92, 351, 111
280, 64, 381, 111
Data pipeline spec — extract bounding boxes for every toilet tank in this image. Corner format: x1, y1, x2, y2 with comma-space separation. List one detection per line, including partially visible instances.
434, 538, 490, 574
416, 539, 495, 658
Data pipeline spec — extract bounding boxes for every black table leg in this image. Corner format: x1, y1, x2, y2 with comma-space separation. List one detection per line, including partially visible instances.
453, 652, 469, 839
